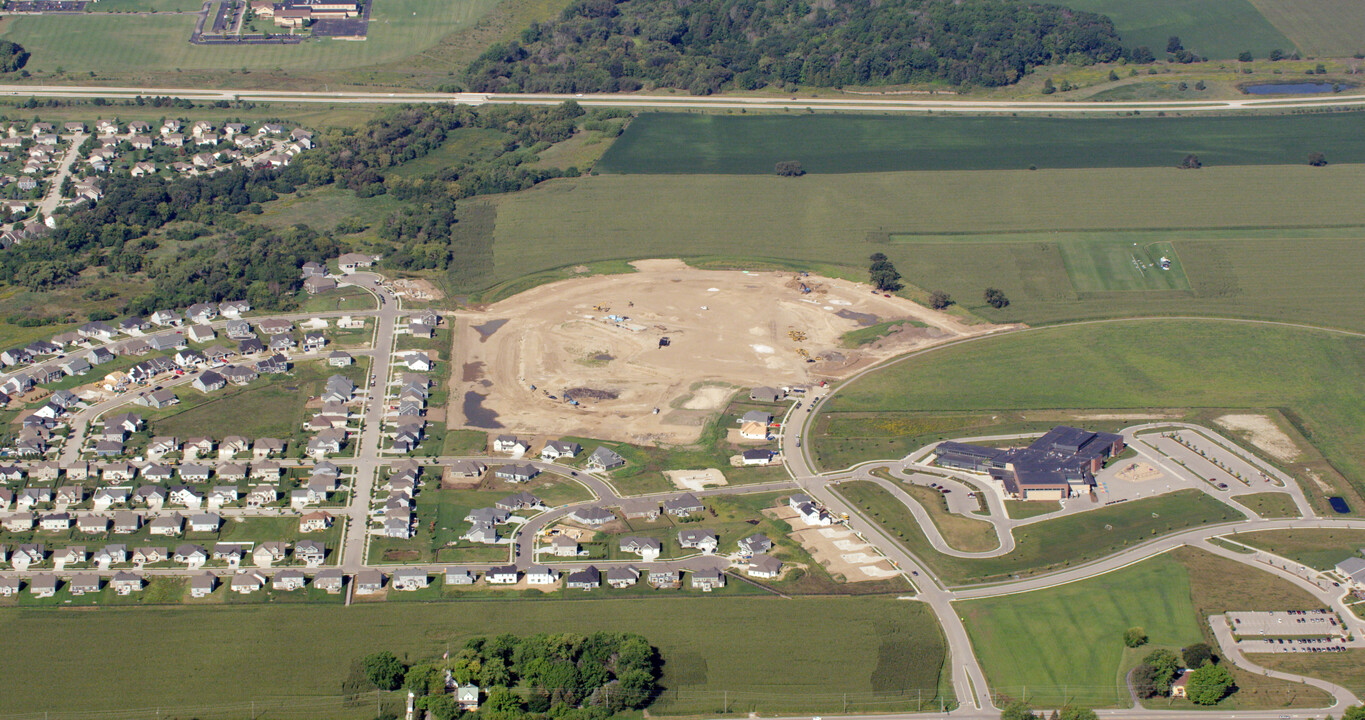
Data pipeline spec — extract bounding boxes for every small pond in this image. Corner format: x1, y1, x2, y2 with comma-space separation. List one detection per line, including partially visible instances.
1329, 496, 1351, 514
1243, 82, 1349, 94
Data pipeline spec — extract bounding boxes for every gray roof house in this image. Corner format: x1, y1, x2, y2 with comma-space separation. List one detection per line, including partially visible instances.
586, 447, 626, 471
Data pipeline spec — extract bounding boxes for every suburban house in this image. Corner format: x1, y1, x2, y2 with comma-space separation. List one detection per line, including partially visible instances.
566, 566, 601, 590
494, 464, 540, 483
493, 435, 530, 455
678, 529, 720, 554
749, 386, 785, 403
299, 511, 334, 533
619, 536, 662, 561
618, 499, 661, 521
486, 566, 519, 584
747, 554, 783, 579
392, 568, 430, 591
549, 535, 585, 557
445, 569, 477, 586
231, 572, 267, 595
354, 570, 385, 595
586, 447, 626, 471
648, 569, 681, 589
273, 569, 306, 591
495, 492, 543, 511
111, 572, 144, 595
663, 493, 705, 518
189, 573, 217, 598
568, 506, 615, 527
314, 569, 345, 593
606, 566, 641, 588
337, 253, 375, 273
741, 449, 775, 466
526, 566, 558, 586
690, 567, 726, 590
738, 534, 773, 555
540, 440, 582, 461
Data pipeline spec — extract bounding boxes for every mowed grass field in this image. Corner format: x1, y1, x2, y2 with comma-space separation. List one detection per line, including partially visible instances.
1244, 0, 1365, 56
595, 114, 1365, 175
0, 596, 949, 718
488, 165, 1365, 331
961, 547, 1331, 709
1054, 0, 1294, 59
822, 321, 1365, 504
0, 0, 499, 72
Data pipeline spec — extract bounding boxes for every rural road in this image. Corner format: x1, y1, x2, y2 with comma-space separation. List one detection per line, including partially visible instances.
0, 84, 1364, 114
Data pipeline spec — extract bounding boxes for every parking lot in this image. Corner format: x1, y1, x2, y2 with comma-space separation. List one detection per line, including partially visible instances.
1228, 610, 1346, 637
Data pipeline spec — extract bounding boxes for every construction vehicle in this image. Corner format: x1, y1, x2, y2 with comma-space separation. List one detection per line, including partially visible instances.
787, 330, 807, 342
796, 348, 811, 361
798, 283, 811, 294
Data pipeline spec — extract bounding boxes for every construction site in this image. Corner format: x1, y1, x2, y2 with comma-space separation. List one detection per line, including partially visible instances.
450, 259, 995, 445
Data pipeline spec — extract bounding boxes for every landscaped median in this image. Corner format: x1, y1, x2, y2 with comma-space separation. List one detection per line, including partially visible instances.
833, 482, 1240, 585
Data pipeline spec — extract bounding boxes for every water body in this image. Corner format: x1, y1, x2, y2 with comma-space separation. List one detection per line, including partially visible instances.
1329, 496, 1351, 514
1243, 82, 1346, 95
462, 391, 503, 428
473, 319, 508, 342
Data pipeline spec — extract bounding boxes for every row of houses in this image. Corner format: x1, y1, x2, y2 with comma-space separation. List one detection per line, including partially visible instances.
81, 120, 311, 179
372, 462, 421, 539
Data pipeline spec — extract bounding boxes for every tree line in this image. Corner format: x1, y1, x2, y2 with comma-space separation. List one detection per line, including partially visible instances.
465, 0, 1129, 94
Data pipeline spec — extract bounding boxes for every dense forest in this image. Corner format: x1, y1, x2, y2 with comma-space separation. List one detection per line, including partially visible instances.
354, 632, 660, 720
0, 103, 599, 319
465, 0, 1127, 94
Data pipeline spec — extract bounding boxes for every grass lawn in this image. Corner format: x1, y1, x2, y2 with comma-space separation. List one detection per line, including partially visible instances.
595, 114, 1365, 175
0, 596, 949, 718
387, 127, 507, 179
301, 286, 374, 313
1252, 649, 1365, 699
1, 0, 502, 73
1230, 492, 1303, 518
441, 428, 488, 455
840, 319, 928, 349
821, 320, 1365, 508
1232, 529, 1365, 570
870, 468, 997, 553
1052, 0, 1294, 60
960, 547, 1329, 709
1005, 500, 1062, 519
837, 482, 1238, 584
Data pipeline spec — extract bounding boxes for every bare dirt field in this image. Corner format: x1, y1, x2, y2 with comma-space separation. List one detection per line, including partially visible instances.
1215, 413, 1303, 462
663, 468, 727, 491
450, 259, 999, 444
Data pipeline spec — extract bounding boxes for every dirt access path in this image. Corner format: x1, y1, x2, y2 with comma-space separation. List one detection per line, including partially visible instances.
449, 259, 1005, 444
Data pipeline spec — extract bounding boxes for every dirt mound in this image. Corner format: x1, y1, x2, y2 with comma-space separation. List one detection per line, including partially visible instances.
566, 387, 620, 401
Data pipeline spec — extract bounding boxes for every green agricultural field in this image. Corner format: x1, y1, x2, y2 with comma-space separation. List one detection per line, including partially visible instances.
1053, 0, 1294, 59
488, 166, 1365, 332
821, 320, 1365, 506
595, 113, 1365, 175
961, 547, 1329, 709
1, 0, 499, 73
1244, 0, 1365, 57
0, 596, 949, 718
1233, 529, 1365, 570
836, 481, 1237, 584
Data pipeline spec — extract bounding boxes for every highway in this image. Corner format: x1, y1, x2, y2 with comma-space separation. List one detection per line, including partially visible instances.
1, 84, 1365, 114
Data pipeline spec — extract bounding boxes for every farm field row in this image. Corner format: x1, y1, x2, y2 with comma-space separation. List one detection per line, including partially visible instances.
960, 547, 1333, 708
487, 165, 1365, 331
0, 596, 949, 718
819, 320, 1365, 506
597, 113, 1365, 175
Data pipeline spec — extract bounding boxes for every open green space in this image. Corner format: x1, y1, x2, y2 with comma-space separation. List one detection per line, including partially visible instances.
837, 481, 1238, 584
1233, 529, 1365, 570
87, 0, 204, 11
821, 321, 1365, 506
596, 113, 1365, 175
961, 547, 1329, 709
1230, 492, 1303, 518
148, 360, 367, 446
1, 0, 500, 73
1244, 0, 1365, 57
0, 596, 948, 718
1253, 649, 1365, 699
1053, 0, 1294, 60
1005, 500, 1063, 520
840, 320, 928, 349
868, 470, 999, 553
1057, 238, 1190, 292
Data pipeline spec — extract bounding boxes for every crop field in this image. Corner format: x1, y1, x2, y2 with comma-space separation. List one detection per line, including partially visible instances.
821, 321, 1365, 506
836, 482, 1237, 584
961, 547, 1329, 709
1053, 0, 1294, 60
1244, 0, 1365, 57
0, 596, 949, 718
0, 0, 499, 73
595, 114, 1365, 175
489, 166, 1365, 331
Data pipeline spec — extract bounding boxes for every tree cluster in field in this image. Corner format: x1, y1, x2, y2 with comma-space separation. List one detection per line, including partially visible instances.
464, 0, 1128, 95
1131, 644, 1233, 705
868, 253, 900, 292
358, 632, 660, 720
0, 42, 29, 73
999, 699, 1097, 720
